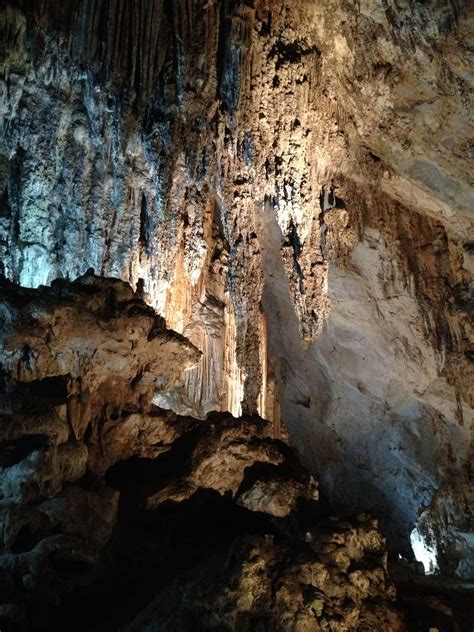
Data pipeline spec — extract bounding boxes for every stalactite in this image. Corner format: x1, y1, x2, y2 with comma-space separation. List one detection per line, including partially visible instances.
1, 1, 472, 605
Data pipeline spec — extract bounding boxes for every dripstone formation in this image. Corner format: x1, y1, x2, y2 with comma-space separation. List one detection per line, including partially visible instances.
0, 0, 473, 630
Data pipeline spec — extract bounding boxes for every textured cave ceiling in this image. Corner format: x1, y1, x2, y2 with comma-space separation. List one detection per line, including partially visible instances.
0, 0, 473, 629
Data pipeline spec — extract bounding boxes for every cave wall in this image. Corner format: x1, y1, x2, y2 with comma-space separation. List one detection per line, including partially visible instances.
1, 0, 473, 573
0, 276, 410, 631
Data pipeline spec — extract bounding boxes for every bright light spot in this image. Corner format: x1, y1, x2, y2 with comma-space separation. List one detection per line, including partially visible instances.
410, 526, 438, 574
19, 245, 53, 287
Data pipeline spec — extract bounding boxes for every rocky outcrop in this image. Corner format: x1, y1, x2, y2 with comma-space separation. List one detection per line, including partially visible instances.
0, 0, 472, 594
0, 276, 405, 631
128, 525, 403, 632
0, 274, 198, 628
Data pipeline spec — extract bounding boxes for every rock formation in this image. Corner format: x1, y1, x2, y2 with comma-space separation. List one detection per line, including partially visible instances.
0, 275, 406, 631
0, 0, 473, 629
0, 274, 194, 625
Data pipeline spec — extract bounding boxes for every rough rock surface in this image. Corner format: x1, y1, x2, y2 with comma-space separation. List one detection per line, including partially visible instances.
127, 526, 403, 632
0, 275, 198, 628
0, 0, 473, 595
0, 276, 404, 631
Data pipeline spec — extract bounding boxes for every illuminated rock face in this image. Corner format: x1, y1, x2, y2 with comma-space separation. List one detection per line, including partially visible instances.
0, 276, 404, 630
0, 0, 472, 584
126, 527, 404, 632
0, 275, 192, 626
